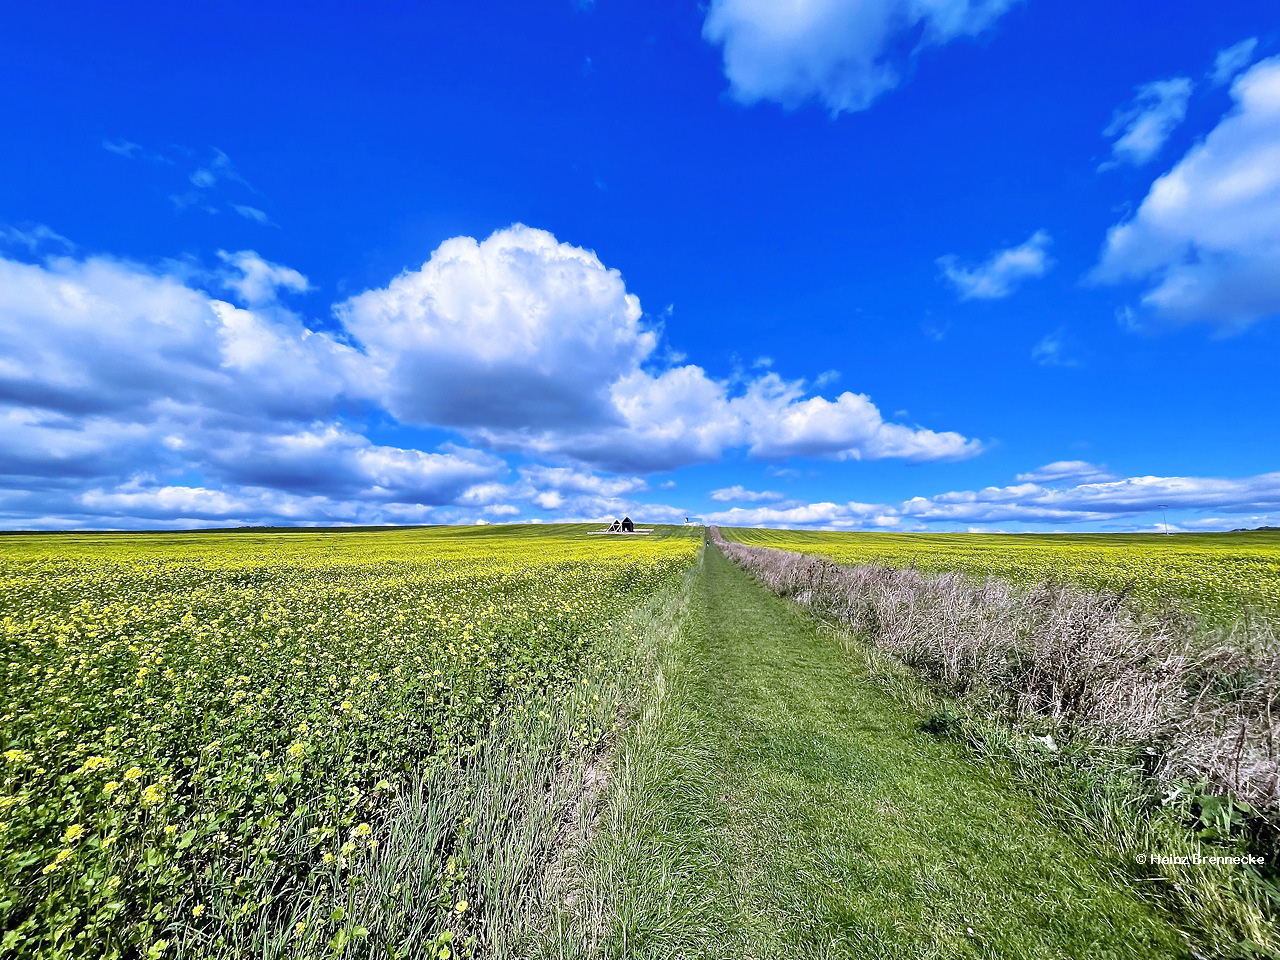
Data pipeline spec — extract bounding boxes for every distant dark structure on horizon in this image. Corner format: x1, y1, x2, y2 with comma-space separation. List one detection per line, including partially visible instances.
591, 517, 652, 536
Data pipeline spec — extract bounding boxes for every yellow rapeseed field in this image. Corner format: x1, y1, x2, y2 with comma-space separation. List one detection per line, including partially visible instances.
722, 528, 1280, 623
0, 523, 697, 959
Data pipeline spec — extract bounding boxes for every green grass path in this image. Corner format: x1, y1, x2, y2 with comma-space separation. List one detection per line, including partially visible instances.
587, 545, 1188, 959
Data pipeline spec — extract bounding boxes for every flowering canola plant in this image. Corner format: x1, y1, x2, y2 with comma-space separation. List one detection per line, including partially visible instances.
724, 528, 1280, 624
0, 523, 697, 958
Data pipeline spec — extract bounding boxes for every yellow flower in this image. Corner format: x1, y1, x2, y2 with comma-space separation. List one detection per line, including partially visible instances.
3, 749, 30, 763
102, 781, 121, 797
78, 755, 113, 773
287, 741, 307, 759
352, 822, 372, 839
63, 823, 84, 843
123, 766, 144, 781
141, 783, 166, 805
43, 848, 74, 874
455, 900, 468, 913
192, 903, 205, 917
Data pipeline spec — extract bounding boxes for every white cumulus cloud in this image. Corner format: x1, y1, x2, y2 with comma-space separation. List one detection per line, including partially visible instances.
339, 225, 653, 434
0, 225, 984, 527
1094, 57, 1280, 330
0, 253, 353, 421
342, 225, 982, 472
218, 250, 309, 305
702, 0, 1022, 115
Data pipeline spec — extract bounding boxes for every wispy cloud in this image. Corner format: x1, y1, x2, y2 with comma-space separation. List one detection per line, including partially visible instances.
104, 141, 259, 219
232, 204, 275, 226
705, 469, 1280, 530
1101, 77, 1192, 167
190, 148, 249, 190
1031, 327, 1079, 367
709, 485, 784, 503
1015, 460, 1115, 483
101, 139, 172, 163
0, 223, 72, 253
938, 230, 1052, 300
1210, 37, 1258, 87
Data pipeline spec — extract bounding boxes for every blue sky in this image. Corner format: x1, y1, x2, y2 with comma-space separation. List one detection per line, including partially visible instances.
2, 0, 1278, 532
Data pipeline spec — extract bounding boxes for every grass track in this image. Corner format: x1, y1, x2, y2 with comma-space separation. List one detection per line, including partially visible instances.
559, 545, 1189, 958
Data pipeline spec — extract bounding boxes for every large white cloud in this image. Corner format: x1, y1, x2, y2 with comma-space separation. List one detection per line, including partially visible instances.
0, 247, 507, 527
702, 0, 1022, 115
339, 226, 652, 433
200, 425, 505, 502
340, 225, 982, 472
0, 225, 982, 527
735, 374, 981, 461
0, 408, 153, 480
0, 253, 357, 421
71, 481, 448, 528
1094, 57, 1280, 329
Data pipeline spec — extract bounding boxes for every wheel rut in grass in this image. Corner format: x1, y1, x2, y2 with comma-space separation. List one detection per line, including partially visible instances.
657, 544, 1187, 959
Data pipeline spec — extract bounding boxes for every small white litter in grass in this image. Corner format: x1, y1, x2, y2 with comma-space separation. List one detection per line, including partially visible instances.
1031, 734, 1058, 753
